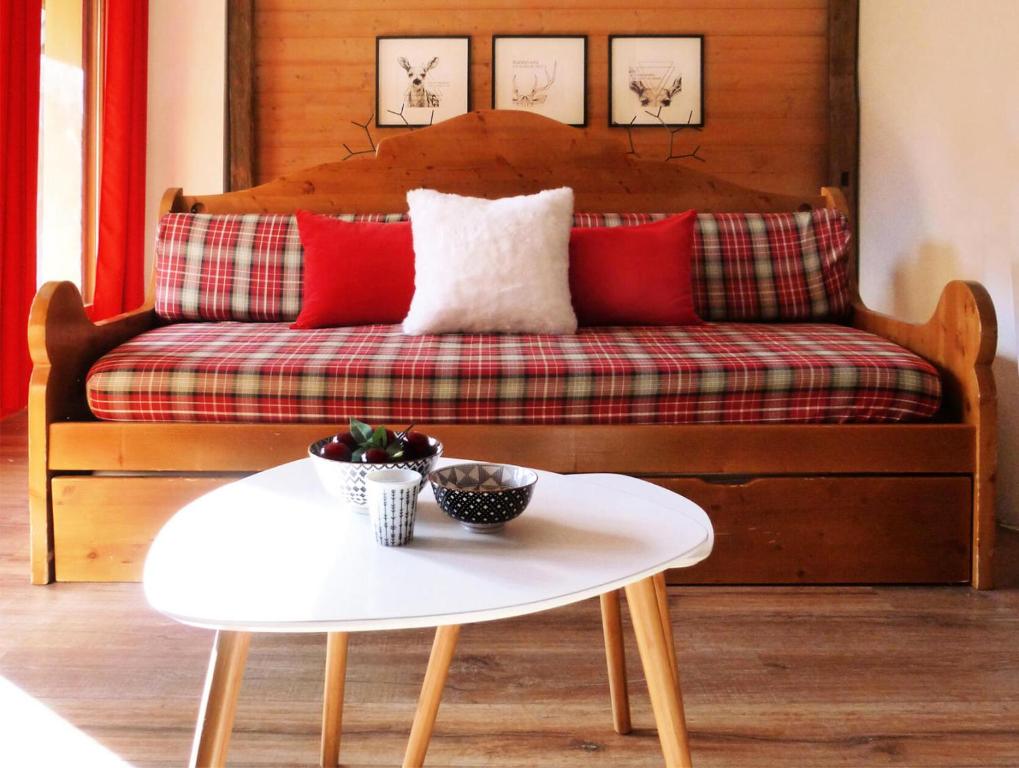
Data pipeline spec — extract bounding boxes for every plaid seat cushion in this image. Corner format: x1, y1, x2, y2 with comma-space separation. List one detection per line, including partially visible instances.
154, 209, 852, 323
86, 322, 940, 424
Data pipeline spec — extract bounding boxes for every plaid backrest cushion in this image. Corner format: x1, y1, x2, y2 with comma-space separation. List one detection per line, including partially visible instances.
696, 210, 852, 321
576, 210, 853, 321
155, 214, 304, 321
154, 213, 404, 322
155, 209, 851, 322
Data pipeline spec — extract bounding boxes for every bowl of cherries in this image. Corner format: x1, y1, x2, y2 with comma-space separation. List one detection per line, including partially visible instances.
309, 419, 442, 511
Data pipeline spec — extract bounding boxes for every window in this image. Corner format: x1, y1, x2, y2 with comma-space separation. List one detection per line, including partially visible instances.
36, 0, 103, 300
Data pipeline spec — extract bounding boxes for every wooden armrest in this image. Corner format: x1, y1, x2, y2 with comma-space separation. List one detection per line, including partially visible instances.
28, 281, 159, 582
28, 281, 158, 423
852, 280, 996, 423
854, 280, 997, 587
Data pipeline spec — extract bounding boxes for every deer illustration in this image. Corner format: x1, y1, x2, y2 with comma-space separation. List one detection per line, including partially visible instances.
629, 75, 684, 109
512, 61, 557, 107
398, 56, 441, 108
659, 77, 682, 107
629, 79, 653, 107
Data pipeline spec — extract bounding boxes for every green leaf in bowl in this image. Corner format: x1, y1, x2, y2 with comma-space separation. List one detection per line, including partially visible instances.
350, 419, 373, 444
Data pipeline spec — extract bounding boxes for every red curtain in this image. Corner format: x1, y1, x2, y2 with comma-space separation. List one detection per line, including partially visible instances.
90, 1, 148, 321
0, 1, 42, 418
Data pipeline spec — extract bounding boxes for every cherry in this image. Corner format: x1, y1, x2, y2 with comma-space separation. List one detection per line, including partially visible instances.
335, 432, 358, 450
321, 442, 352, 461
362, 448, 390, 463
403, 431, 433, 457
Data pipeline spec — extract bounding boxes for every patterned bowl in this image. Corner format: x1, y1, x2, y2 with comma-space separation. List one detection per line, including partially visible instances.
308, 436, 442, 511
429, 463, 538, 532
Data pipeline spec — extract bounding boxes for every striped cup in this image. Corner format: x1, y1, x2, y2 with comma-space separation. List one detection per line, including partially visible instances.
365, 469, 422, 546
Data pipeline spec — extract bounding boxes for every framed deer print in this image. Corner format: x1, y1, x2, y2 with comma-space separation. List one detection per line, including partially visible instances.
376, 36, 471, 127
608, 35, 704, 128
492, 35, 587, 127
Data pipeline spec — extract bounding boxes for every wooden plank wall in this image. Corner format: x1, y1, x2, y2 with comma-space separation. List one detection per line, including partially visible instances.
251, 0, 831, 197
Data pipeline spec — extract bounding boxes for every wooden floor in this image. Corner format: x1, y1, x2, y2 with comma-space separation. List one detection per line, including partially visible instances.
3, 412, 1019, 767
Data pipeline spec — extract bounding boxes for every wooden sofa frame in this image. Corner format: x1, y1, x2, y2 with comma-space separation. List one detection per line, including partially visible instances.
28, 111, 998, 587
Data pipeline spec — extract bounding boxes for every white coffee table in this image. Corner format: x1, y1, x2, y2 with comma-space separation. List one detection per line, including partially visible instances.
144, 458, 713, 768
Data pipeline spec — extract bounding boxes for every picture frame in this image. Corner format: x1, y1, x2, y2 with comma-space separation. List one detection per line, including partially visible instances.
608, 35, 704, 128
376, 36, 471, 127
491, 35, 587, 127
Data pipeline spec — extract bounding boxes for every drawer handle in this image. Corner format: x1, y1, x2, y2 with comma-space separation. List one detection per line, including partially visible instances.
701, 475, 756, 486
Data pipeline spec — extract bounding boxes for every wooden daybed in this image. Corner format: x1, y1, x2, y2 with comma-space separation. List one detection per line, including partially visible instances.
28, 111, 997, 587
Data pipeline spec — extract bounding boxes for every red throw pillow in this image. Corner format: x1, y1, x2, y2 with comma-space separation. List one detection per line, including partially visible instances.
569, 211, 700, 326
292, 211, 415, 328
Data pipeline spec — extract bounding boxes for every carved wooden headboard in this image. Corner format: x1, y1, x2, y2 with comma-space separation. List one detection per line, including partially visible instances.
162, 110, 845, 217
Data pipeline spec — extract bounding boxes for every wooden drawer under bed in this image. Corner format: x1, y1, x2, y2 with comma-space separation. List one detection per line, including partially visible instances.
52, 477, 234, 582
656, 475, 971, 584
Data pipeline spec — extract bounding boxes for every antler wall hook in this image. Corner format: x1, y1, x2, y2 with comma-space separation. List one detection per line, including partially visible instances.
341, 115, 377, 161
634, 107, 705, 163
341, 107, 435, 161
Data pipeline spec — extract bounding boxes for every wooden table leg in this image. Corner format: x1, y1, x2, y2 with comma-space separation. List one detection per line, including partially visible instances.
403, 624, 461, 768
599, 590, 632, 734
653, 571, 680, 684
625, 577, 693, 768
190, 630, 251, 768
320, 632, 350, 767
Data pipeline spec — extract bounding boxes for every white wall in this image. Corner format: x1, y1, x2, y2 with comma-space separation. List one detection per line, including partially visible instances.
859, 0, 1019, 526
145, 0, 227, 275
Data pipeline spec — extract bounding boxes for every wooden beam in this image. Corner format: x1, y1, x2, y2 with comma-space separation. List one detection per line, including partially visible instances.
48, 421, 976, 476
81, 0, 104, 303
828, 0, 860, 290
226, 0, 255, 191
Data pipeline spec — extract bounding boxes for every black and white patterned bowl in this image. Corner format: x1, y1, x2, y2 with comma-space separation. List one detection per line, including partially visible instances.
308, 436, 442, 511
429, 463, 538, 532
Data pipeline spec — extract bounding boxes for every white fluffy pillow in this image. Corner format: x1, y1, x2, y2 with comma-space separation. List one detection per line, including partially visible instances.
402, 187, 578, 335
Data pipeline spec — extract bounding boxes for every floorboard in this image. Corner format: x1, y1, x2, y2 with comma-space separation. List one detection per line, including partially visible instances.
2, 410, 1019, 766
